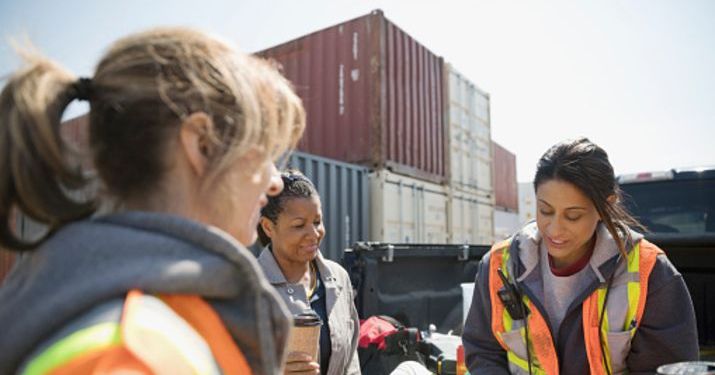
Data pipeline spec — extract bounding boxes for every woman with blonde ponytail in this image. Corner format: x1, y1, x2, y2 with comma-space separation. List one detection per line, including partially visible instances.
0, 28, 305, 375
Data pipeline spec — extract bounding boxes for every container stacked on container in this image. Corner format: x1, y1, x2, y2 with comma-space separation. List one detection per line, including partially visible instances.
518, 182, 537, 227
369, 170, 449, 243
257, 9, 446, 184
492, 141, 520, 240
287, 152, 370, 260
445, 65, 495, 245
259, 10, 497, 246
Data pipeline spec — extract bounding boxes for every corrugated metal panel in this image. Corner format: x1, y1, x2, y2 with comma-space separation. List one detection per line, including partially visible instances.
518, 182, 536, 226
446, 64, 493, 194
369, 169, 448, 243
449, 187, 494, 245
492, 141, 518, 211
288, 152, 370, 261
258, 10, 446, 184
493, 208, 520, 240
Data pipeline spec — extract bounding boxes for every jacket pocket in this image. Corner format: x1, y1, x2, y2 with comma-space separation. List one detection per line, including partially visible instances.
606, 330, 633, 374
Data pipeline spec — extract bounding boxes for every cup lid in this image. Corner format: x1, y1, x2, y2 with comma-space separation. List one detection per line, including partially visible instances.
657, 361, 715, 375
293, 310, 322, 326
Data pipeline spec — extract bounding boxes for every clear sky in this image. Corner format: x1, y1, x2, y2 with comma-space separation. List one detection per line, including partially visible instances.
1, 0, 713, 182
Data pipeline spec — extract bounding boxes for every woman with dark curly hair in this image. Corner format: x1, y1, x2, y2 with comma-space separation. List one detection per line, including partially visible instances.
257, 170, 361, 375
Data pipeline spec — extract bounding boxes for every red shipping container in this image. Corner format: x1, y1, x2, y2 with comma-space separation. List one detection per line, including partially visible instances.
0, 250, 15, 285
492, 141, 518, 211
1, 209, 18, 285
258, 10, 446, 184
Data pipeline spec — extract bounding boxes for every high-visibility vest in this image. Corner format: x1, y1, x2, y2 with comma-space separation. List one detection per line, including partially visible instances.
488, 239, 662, 375
20, 290, 253, 375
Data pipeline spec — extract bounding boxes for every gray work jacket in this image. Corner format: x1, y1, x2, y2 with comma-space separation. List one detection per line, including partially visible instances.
258, 248, 361, 375
463, 222, 699, 374
0, 211, 291, 375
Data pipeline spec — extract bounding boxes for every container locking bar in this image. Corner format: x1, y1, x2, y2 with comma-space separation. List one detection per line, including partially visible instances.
381, 244, 395, 263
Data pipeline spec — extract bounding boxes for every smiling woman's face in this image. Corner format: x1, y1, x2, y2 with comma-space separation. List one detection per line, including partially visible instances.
536, 179, 601, 268
263, 195, 325, 266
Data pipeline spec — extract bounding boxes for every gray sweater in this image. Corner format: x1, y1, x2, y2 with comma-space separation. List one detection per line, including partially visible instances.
0, 211, 291, 374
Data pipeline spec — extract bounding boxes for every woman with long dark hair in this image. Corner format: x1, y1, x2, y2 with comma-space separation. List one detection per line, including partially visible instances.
463, 138, 698, 374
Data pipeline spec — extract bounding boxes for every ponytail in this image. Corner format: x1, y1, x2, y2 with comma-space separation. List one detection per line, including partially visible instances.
0, 52, 95, 251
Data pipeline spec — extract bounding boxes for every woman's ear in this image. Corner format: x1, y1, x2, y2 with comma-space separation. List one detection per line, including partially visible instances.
260, 217, 274, 239
179, 112, 215, 177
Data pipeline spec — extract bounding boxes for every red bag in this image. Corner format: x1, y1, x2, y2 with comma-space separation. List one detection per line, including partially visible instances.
359, 316, 400, 350
358, 316, 427, 374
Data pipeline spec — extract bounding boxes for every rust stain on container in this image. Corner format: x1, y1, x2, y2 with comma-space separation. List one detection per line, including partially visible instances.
492, 141, 518, 211
1, 210, 18, 285
258, 10, 446, 184
0, 250, 14, 285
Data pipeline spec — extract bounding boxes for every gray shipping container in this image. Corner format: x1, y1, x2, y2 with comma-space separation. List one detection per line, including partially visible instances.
287, 152, 370, 261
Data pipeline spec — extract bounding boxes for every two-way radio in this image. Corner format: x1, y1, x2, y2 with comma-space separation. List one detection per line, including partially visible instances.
496, 266, 534, 375
496, 267, 529, 320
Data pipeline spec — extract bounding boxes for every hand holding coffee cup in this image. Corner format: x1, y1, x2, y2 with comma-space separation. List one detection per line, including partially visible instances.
285, 310, 322, 374
285, 351, 320, 374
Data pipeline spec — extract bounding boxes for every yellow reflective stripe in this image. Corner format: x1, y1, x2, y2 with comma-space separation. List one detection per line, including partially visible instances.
507, 350, 532, 373
599, 240, 643, 374
502, 247, 510, 273
627, 242, 640, 273
507, 350, 549, 375
625, 242, 641, 334
504, 309, 513, 331
22, 322, 121, 375
597, 288, 612, 371
499, 246, 548, 375
625, 281, 640, 334
501, 246, 513, 332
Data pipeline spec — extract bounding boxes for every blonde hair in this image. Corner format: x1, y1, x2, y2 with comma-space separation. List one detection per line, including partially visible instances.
0, 27, 305, 250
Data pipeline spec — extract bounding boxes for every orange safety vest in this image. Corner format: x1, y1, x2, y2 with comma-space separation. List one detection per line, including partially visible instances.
20, 290, 253, 375
488, 239, 662, 375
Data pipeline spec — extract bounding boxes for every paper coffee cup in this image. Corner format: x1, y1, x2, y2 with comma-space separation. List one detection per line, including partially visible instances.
287, 310, 323, 361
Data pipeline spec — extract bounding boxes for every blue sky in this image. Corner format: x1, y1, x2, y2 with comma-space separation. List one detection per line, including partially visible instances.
1, 0, 713, 182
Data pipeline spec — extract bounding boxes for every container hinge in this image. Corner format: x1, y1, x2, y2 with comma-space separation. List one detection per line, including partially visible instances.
382, 244, 394, 263
458, 244, 469, 261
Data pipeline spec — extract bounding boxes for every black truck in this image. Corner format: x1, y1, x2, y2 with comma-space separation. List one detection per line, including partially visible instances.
344, 166, 715, 369
618, 166, 715, 358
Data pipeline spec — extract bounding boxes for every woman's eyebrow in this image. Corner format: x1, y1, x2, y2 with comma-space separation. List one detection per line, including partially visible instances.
538, 199, 588, 211
537, 199, 552, 207
565, 207, 587, 211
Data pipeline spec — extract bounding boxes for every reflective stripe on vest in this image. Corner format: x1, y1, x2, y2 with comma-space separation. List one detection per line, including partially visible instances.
21, 290, 253, 375
488, 239, 662, 375
582, 240, 663, 374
